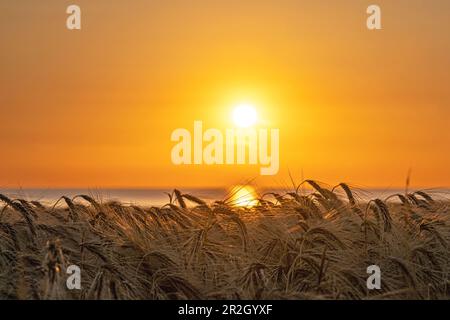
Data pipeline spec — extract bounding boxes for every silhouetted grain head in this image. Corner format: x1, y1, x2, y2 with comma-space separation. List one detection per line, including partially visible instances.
182, 193, 208, 208
333, 183, 357, 206
16, 200, 37, 218
174, 189, 187, 209
305, 180, 339, 203
30, 200, 46, 210
0, 194, 14, 206
366, 199, 392, 233
73, 194, 101, 212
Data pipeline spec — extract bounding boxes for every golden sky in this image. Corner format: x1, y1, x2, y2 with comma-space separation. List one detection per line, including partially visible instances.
1, 0, 449, 188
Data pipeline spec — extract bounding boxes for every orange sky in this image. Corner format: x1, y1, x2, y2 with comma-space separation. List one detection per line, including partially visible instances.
1, 0, 449, 189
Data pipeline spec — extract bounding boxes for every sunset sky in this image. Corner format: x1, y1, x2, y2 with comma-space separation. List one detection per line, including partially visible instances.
1, 0, 449, 189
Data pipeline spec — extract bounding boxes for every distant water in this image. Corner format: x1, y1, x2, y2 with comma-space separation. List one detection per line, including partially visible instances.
0, 187, 448, 207
0, 188, 225, 207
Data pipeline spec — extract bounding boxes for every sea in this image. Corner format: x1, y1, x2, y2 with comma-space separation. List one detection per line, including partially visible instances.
0, 187, 448, 207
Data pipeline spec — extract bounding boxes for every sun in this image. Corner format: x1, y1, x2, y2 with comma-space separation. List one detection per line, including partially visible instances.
230, 185, 258, 208
232, 103, 258, 128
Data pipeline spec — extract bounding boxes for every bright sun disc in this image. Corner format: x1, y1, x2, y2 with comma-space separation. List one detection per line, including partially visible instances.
232, 104, 257, 128
230, 185, 258, 208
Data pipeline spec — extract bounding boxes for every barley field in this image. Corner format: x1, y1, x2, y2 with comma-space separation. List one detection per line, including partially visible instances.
0, 181, 449, 300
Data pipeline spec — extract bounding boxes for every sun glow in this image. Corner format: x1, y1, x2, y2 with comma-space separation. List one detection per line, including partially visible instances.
230, 185, 258, 208
232, 104, 258, 128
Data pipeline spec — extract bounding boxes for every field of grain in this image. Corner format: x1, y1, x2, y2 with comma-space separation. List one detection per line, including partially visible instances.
0, 181, 449, 300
